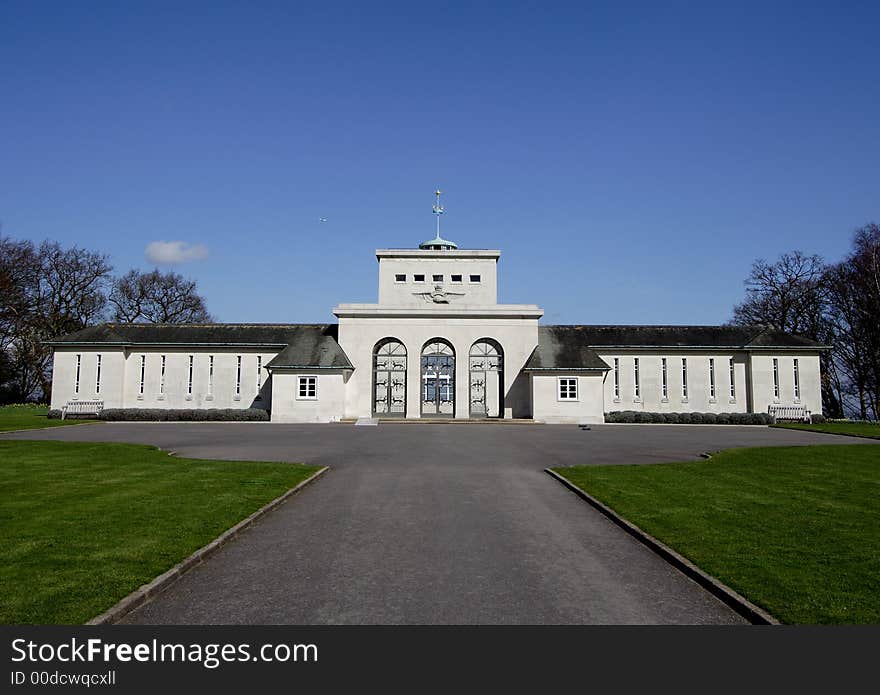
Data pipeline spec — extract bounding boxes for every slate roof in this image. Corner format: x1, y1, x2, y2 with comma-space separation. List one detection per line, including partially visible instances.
48, 323, 352, 370
524, 324, 825, 371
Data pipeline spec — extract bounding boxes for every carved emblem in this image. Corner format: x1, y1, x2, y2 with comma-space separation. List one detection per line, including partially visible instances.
413, 284, 465, 304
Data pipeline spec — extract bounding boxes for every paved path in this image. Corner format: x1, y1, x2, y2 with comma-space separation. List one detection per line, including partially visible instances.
5, 423, 875, 624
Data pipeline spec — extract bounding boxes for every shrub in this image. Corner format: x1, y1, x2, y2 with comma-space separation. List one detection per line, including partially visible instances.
715, 412, 730, 425
810, 413, 827, 424
689, 412, 704, 424
665, 412, 680, 424
701, 412, 717, 424
100, 408, 269, 422
47, 409, 63, 419
677, 412, 692, 424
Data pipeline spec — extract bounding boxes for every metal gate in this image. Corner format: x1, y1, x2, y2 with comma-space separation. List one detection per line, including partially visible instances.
421, 339, 455, 417
469, 340, 503, 417
373, 339, 406, 417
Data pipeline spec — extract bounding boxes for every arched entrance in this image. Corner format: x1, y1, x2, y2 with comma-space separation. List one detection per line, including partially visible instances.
373, 339, 407, 417
469, 339, 504, 418
421, 339, 455, 417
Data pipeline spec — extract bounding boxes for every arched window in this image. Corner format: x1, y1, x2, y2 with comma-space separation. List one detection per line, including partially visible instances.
469, 339, 504, 418
373, 339, 406, 417
421, 339, 455, 417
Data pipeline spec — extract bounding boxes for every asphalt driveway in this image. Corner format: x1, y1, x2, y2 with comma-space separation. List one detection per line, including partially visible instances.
4, 423, 874, 624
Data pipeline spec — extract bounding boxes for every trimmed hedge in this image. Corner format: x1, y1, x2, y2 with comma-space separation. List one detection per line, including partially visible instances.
810, 414, 827, 424
604, 410, 773, 425
47, 410, 62, 419
100, 408, 270, 422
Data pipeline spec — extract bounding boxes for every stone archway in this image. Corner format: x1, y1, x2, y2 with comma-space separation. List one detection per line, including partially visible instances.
373, 338, 407, 417
469, 339, 503, 418
420, 339, 455, 417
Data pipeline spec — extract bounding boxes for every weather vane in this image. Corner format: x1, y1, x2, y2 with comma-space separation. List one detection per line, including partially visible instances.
432, 189, 444, 238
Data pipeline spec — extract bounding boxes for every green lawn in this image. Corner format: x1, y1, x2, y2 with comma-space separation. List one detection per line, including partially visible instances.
0, 404, 96, 432
772, 421, 880, 440
0, 440, 321, 623
553, 444, 880, 624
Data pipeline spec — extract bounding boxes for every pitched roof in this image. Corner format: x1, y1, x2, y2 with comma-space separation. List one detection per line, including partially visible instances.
545, 324, 824, 348
49, 323, 332, 346
525, 325, 825, 371
48, 323, 353, 370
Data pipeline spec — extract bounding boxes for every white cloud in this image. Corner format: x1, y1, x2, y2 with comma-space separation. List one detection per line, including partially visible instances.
144, 240, 209, 264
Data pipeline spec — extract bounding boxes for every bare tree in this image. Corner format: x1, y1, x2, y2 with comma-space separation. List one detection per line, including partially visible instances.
730, 250, 841, 416
109, 269, 212, 324
1, 238, 112, 401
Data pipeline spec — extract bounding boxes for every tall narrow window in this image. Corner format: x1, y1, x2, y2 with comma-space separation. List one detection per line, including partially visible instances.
160, 355, 166, 395
709, 358, 716, 399
661, 358, 668, 399
772, 358, 779, 399
188, 355, 194, 396
75, 354, 81, 395
633, 358, 640, 399
613, 358, 620, 398
95, 354, 102, 394
793, 359, 800, 400
235, 355, 242, 396
208, 356, 214, 395
139, 355, 145, 395
681, 358, 688, 399
256, 356, 262, 396
729, 358, 736, 399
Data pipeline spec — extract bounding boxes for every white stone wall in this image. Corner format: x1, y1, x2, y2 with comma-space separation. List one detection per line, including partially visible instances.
598, 351, 751, 413
748, 352, 822, 415
530, 373, 606, 424
50, 348, 126, 410
377, 250, 499, 307
336, 316, 539, 419
269, 371, 347, 422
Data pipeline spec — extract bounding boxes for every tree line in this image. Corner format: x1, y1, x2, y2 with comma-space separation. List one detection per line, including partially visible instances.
0, 234, 211, 403
730, 223, 880, 420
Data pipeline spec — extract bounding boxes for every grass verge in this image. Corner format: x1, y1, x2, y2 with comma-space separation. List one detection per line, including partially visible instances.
0, 404, 96, 432
552, 444, 880, 624
772, 421, 880, 440
0, 440, 321, 623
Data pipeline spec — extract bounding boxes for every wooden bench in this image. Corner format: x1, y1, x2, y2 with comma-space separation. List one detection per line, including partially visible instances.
62, 399, 104, 420
768, 404, 811, 423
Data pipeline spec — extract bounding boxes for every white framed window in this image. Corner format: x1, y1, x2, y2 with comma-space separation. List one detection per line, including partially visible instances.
297, 376, 317, 400
432, 274, 443, 282
159, 355, 166, 396
451, 274, 462, 284
633, 358, 640, 399
772, 358, 779, 399
613, 358, 620, 399
469, 274, 481, 284
139, 355, 145, 396
558, 377, 578, 401
235, 355, 242, 397
74, 354, 81, 395
413, 274, 425, 283
729, 358, 736, 399
95, 354, 102, 394
709, 358, 716, 400
681, 358, 688, 399
394, 274, 406, 283
793, 359, 800, 401
187, 355, 194, 396
661, 357, 668, 400
256, 355, 262, 397
208, 355, 214, 396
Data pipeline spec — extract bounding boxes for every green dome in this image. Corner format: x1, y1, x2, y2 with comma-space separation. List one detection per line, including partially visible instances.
419, 232, 458, 250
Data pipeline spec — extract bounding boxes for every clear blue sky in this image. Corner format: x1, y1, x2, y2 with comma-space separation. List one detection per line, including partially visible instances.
2, 1, 877, 325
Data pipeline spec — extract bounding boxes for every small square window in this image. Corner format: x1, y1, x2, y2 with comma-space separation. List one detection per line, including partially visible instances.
395, 274, 406, 283
451, 274, 462, 283
432, 274, 443, 282
413, 274, 425, 283
297, 376, 317, 399
469, 274, 481, 283
558, 377, 578, 401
